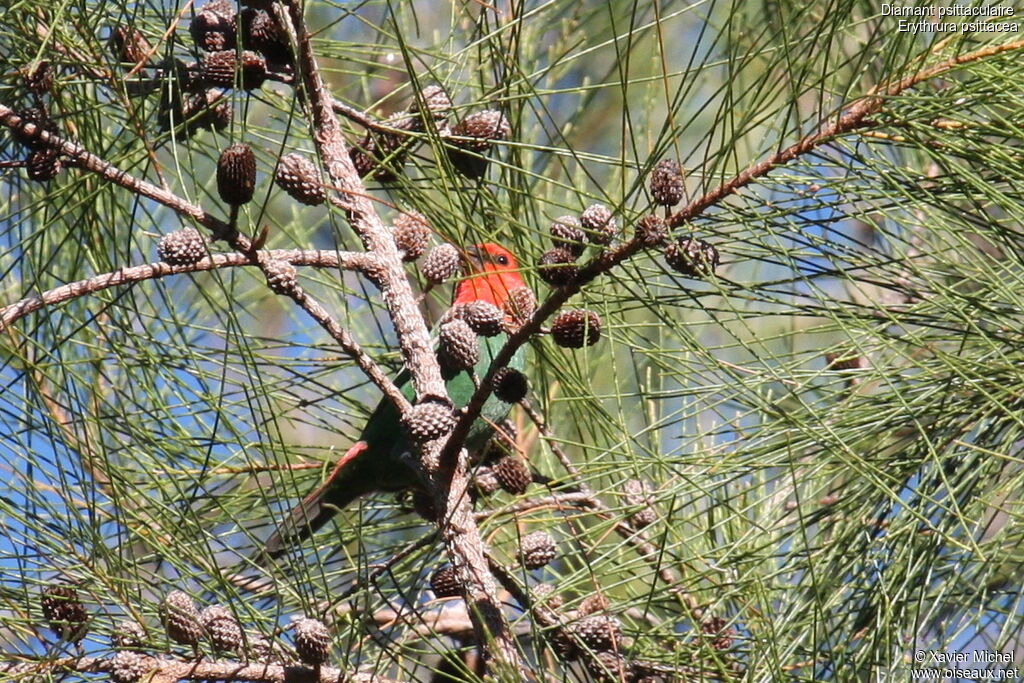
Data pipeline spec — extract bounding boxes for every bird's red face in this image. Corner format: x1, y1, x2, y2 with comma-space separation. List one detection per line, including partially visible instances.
453, 243, 528, 310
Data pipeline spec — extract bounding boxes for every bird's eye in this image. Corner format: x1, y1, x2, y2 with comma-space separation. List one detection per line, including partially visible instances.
496, 255, 509, 265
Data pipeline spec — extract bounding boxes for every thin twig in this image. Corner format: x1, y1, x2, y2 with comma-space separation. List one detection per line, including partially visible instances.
333, 532, 439, 606
474, 492, 597, 519
330, 97, 385, 130
518, 398, 585, 484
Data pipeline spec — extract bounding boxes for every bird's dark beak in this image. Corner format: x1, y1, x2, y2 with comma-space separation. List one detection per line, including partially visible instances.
460, 245, 486, 274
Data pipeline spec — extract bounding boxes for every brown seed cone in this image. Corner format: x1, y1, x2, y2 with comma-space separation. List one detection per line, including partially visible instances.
203, 0, 237, 22
471, 465, 501, 496
579, 593, 610, 616
12, 107, 58, 151
23, 61, 54, 94
194, 27, 234, 53
491, 418, 518, 455
429, 566, 462, 598
586, 651, 632, 682
407, 85, 452, 128
275, 153, 325, 205
580, 203, 617, 244
533, 583, 564, 609
446, 109, 510, 178
158, 228, 206, 266
635, 214, 668, 247
191, 19, 234, 53
201, 605, 243, 653
549, 215, 586, 256
41, 585, 88, 641
439, 318, 480, 371
623, 478, 650, 507
402, 401, 456, 444
572, 614, 622, 652
551, 309, 602, 349
650, 158, 685, 207
264, 259, 299, 295
241, 8, 290, 64
160, 89, 225, 137
110, 651, 150, 683
537, 247, 578, 287
450, 109, 510, 151
349, 145, 377, 179
663, 236, 719, 278
292, 617, 331, 666
421, 243, 461, 284
110, 26, 152, 64
190, 0, 237, 52
492, 367, 528, 404
199, 50, 237, 87
701, 616, 735, 651
350, 128, 406, 182
502, 286, 537, 330
112, 620, 147, 650
26, 148, 61, 182
519, 530, 557, 569
550, 627, 580, 661
161, 590, 204, 646
182, 93, 232, 134
392, 210, 431, 261
455, 300, 503, 337
493, 455, 531, 495
217, 143, 257, 206
209, 99, 233, 130
624, 479, 657, 528
201, 50, 266, 90
631, 505, 657, 530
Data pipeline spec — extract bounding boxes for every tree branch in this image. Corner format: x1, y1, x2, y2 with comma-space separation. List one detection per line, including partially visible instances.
0, 106, 241, 245
0, 654, 399, 683
279, 1, 521, 673
0, 249, 371, 331
440, 36, 1024, 506
668, 37, 1024, 227
278, 2, 442, 403
0, 107, 413, 411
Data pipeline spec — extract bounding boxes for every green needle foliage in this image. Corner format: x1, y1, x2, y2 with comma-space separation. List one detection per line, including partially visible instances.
2, 0, 1024, 681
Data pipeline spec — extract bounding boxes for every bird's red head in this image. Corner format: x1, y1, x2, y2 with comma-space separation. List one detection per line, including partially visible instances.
453, 243, 528, 310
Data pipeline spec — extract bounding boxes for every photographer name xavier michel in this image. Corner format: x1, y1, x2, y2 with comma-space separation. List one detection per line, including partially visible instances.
915, 650, 1014, 664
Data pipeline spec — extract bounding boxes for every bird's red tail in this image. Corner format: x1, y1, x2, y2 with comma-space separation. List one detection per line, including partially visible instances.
259, 441, 370, 563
